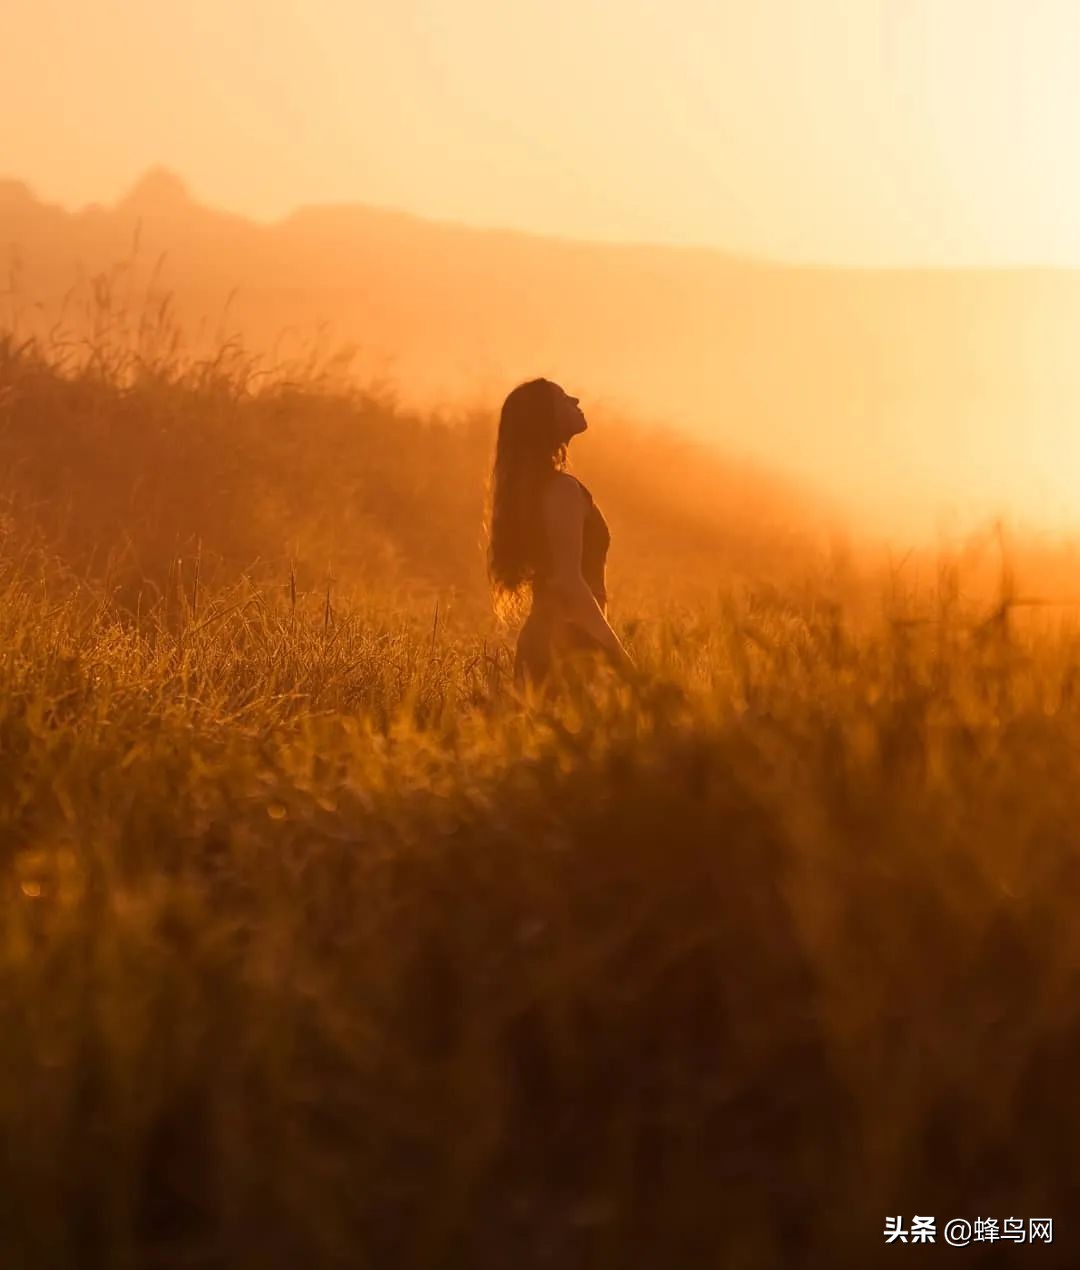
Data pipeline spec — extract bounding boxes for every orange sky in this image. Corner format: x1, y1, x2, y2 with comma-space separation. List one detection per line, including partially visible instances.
5, 0, 1080, 265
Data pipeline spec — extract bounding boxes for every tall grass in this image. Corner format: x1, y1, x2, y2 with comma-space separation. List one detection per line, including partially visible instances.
2, 305, 1079, 1267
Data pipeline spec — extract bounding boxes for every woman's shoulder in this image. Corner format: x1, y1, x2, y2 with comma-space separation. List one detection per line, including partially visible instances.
544, 470, 590, 499
541, 471, 590, 520
553, 471, 594, 502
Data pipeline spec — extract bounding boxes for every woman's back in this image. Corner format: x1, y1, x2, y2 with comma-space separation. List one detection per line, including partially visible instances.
531, 473, 610, 607
515, 472, 613, 688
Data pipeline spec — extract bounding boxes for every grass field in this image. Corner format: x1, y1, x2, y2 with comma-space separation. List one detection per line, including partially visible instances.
2, 312, 1078, 1267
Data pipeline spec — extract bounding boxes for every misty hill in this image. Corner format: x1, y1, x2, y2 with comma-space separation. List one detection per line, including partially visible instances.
0, 317, 841, 616
5, 168, 1080, 532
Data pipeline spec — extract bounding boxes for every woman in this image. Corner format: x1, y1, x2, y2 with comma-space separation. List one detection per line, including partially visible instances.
486, 378, 637, 690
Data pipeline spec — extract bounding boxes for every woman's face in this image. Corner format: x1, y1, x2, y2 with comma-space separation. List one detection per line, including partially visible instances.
551, 384, 588, 442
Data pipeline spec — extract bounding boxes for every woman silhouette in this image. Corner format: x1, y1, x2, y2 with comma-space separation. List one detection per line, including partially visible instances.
486, 378, 636, 690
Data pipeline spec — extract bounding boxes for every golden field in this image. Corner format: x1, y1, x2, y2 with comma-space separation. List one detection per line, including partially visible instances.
2, 308, 1079, 1268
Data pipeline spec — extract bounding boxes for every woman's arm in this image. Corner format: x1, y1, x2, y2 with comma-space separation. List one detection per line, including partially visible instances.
542, 475, 637, 675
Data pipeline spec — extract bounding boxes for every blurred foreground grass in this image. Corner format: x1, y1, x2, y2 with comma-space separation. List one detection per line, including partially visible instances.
2, 306, 1079, 1267
4, 556, 1080, 1267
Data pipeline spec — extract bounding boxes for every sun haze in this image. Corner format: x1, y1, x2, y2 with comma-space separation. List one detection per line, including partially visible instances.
6, 0, 1080, 266
7, 1, 1080, 539
8, 11, 1080, 1259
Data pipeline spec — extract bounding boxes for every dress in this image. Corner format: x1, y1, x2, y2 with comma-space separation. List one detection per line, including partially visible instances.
513, 475, 612, 689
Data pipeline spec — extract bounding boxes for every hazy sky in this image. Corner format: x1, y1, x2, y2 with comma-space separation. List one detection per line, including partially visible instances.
5, 0, 1080, 264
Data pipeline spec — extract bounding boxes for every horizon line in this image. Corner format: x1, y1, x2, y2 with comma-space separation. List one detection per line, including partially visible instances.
5, 165, 1080, 276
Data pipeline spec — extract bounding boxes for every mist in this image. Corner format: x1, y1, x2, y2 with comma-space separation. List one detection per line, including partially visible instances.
5, 168, 1080, 542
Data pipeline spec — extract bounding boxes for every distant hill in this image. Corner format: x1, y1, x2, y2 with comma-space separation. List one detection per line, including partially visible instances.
5, 168, 1080, 534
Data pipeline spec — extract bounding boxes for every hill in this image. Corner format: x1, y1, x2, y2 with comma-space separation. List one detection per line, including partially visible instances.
5, 169, 1080, 533
0, 322, 843, 618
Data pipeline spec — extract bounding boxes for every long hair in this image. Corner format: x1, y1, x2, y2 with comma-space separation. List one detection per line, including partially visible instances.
485, 378, 567, 621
